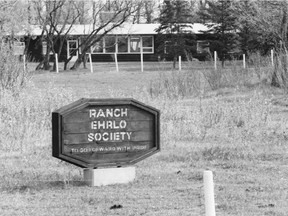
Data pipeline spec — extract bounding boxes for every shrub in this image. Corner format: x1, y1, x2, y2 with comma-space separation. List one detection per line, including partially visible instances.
0, 44, 30, 92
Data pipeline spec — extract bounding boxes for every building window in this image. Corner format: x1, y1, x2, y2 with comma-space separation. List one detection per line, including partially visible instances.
164, 40, 171, 54
142, 36, 153, 53
197, 41, 210, 54
42, 41, 47, 55
105, 36, 116, 53
117, 36, 128, 53
91, 38, 103, 53
130, 36, 141, 53
67, 40, 78, 58
90, 35, 154, 54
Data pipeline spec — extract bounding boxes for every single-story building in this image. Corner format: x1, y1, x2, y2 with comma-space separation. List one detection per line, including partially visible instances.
16, 23, 215, 62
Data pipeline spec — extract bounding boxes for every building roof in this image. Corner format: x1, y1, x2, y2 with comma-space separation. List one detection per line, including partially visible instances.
17, 23, 211, 36
108, 23, 160, 35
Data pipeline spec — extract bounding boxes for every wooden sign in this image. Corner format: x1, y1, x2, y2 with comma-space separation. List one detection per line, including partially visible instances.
52, 98, 160, 168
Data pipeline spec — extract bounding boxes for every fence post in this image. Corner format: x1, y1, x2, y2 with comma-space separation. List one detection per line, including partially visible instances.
114, 53, 119, 72
204, 170, 216, 216
140, 37, 144, 72
179, 56, 182, 71
88, 53, 93, 73
243, 54, 246, 69
55, 53, 59, 73
23, 54, 26, 72
271, 49, 274, 67
214, 51, 217, 70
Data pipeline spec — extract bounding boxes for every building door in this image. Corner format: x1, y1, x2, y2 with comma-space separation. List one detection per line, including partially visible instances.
67, 40, 78, 61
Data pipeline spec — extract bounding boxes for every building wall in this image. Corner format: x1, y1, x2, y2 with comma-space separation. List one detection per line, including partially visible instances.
25, 33, 215, 62
25, 36, 43, 62
90, 53, 158, 62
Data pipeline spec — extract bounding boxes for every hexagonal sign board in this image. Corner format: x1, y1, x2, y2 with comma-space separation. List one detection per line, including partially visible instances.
52, 98, 160, 168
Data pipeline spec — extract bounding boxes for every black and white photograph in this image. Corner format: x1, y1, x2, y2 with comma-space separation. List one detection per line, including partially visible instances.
0, 0, 287, 215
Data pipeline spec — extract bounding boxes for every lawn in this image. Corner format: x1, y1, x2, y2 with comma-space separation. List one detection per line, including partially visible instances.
1, 61, 288, 216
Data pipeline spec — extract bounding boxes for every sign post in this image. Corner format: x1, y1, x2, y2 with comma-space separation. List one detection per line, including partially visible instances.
52, 98, 160, 186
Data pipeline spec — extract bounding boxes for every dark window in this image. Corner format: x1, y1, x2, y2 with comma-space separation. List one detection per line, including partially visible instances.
105, 36, 116, 53
118, 36, 128, 53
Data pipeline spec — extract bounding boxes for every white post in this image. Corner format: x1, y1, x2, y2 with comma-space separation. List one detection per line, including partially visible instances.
271, 49, 274, 66
243, 54, 246, 69
204, 170, 216, 216
179, 56, 182, 71
140, 37, 144, 72
214, 51, 217, 70
55, 53, 59, 73
23, 54, 26, 72
89, 53, 93, 73
114, 53, 119, 72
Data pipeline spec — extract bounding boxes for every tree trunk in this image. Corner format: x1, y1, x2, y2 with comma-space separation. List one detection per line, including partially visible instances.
71, 50, 88, 70
64, 54, 74, 70
43, 46, 51, 70
55, 39, 64, 70
24, 37, 31, 56
35, 53, 51, 71
271, 69, 282, 88
64, 61, 68, 70
221, 59, 225, 68
70, 57, 83, 70
35, 61, 44, 70
53, 61, 56, 71
144, 1, 152, 23
83, 54, 88, 69
280, 3, 288, 49
173, 56, 177, 69
271, 3, 288, 88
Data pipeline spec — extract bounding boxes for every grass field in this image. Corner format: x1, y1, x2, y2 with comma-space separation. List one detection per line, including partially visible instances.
1, 60, 288, 216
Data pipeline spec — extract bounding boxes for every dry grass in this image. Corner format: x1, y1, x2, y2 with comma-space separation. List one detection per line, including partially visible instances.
0, 59, 288, 216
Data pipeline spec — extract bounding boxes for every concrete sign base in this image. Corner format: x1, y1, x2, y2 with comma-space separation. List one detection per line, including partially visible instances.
84, 167, 136, 187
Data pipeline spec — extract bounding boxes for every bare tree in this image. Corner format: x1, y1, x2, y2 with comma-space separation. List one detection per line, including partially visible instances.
142, 0, 160, 23
33, 0, 83, 70
132, 0, 168, 24
235, 0, 288, 53
233, 0, 288, 87
69, 0, 140, 70
0, 1, 29, 44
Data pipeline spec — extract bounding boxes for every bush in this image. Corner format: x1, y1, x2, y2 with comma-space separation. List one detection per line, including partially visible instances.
0, 44, 30, 92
